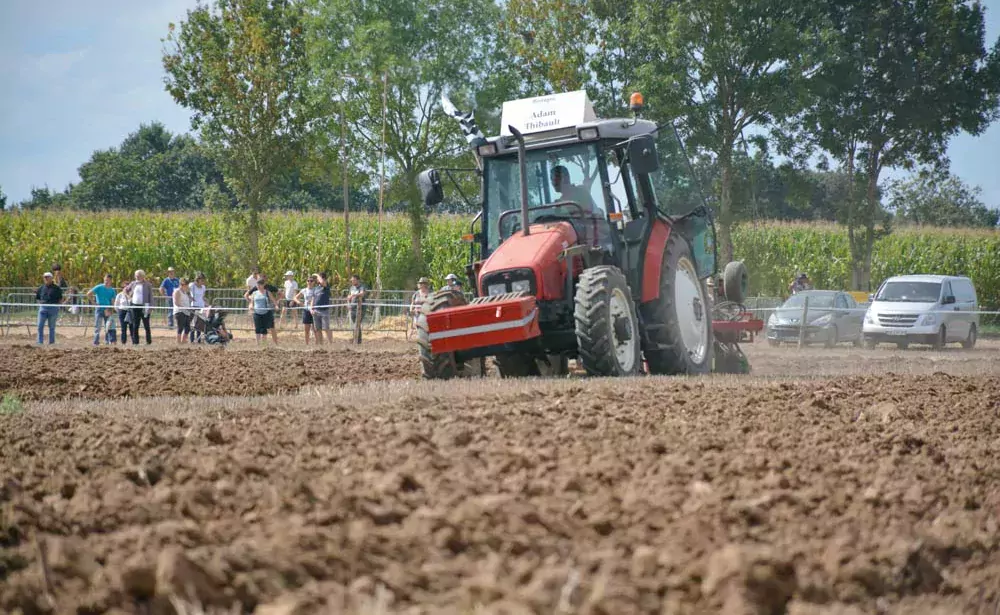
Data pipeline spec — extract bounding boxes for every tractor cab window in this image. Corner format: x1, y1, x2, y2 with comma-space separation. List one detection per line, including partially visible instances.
647, 127, 703, 218
483, 142, 609, 251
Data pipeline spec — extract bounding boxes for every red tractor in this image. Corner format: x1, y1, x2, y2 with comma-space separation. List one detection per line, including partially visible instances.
415, 91, 760, 379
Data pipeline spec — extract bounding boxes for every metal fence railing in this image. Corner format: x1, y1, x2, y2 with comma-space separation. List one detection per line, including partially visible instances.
0, 285, 796, 338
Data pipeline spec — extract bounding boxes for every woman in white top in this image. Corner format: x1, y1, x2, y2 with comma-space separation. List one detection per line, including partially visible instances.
188, 272, 207, 342
114, 284, 131, 346
172, 278, 194, 344
293, 274, 318, 344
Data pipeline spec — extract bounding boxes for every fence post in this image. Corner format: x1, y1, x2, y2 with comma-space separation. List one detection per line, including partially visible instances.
798, 295, 810, 349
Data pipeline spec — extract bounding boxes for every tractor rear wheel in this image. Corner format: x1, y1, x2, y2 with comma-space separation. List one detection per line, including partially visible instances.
574, 265, 641, 377
642, 232, 713, 375
416, 290, 470, 380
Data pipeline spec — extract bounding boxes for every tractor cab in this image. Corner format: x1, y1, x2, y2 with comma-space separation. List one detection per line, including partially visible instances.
415, 90, 755, 380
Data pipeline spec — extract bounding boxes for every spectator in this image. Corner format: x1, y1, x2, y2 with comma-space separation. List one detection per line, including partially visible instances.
249, 278, 279, 346
789, 273, 813, 295
311, 272, 333, 345
114, 283, 132, 346
281, 270, 299, 328
126, 270, 153, 345
294, 273, 318, 344
189, 272, 208, 342
441, 273, 462, 292
346, 274, 368, 330
173, 277, 194, 344
35, 271, 63, 345
85, 273, 117, 346
410, 276, 431, 316
160, 267, 180, 328
246, 267, 261, 291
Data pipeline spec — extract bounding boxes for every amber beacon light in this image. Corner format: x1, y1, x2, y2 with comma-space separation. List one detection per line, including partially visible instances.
629, 92, 644, 112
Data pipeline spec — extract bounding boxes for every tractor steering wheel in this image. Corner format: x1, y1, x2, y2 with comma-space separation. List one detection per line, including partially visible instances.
497, 202, 586, 240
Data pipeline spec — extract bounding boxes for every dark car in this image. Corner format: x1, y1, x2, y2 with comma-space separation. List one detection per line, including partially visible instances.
765, 290, 864, 347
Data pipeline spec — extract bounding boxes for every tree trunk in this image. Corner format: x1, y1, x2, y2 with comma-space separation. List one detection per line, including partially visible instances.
861, 157, 882, 292
406, 170, 425, 287
718, 142, 735, 265
247, 203, 261, 271
844, 144, 865, 291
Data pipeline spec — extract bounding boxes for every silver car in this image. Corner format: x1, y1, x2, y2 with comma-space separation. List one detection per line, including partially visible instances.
766, 290, 864, 347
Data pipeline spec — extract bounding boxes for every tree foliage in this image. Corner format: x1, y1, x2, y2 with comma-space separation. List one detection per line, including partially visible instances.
305, 0, 502, 285
794, 0, 1000, 289
162, 0, 316, 268
634, 0, 821, 264
888, 171, 999, 228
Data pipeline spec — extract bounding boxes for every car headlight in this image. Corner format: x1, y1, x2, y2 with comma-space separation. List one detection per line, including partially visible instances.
920, 313, 937, 326
487, 283, 506, 296
767, 313, 777, 325
811, 313, 833, 326
865, 311, 874, 324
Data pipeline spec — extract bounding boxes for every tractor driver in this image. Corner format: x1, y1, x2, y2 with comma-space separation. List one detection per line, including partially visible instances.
549, 165, 600, 217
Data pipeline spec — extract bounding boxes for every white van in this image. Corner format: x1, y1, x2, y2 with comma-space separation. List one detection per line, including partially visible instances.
862, 274, 979, 349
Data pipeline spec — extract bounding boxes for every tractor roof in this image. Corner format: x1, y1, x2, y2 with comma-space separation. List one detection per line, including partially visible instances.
479, 90, 658, 157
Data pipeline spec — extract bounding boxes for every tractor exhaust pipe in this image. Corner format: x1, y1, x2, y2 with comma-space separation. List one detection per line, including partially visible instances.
507, 125, 530, 236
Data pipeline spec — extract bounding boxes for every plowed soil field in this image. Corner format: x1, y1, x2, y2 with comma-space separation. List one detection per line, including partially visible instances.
1, 339, 999, 614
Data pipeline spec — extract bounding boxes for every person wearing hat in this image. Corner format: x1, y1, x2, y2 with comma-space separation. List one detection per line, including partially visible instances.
280, 270, 299, 328
441, 273, 462, 293
409, 277, 432, 320
35, 271, 64, 345
159, 267, 180, 328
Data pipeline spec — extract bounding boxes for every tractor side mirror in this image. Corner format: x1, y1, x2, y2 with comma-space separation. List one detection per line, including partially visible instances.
417, 169, 444, 207
628, 134, 660, 175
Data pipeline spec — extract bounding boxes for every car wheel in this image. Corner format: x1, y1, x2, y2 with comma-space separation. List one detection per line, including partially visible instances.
932, 326, 946, 350
961, 325, 977, 349
824, 326, 838, 348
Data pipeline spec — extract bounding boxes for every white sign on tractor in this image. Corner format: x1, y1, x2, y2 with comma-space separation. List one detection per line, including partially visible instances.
500, 90, 597, 136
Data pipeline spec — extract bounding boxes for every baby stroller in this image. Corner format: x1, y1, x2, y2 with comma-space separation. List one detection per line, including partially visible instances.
193, 306, 233, 346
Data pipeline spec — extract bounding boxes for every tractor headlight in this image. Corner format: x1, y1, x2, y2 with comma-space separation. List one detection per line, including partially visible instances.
487, 283, 506, 296
481, 269, 536, 296
511, 279, 531, 293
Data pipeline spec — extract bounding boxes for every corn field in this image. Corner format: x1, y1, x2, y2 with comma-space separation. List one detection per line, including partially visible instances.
2, 211, 998, 312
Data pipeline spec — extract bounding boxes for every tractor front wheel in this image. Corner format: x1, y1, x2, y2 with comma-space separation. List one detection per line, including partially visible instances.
495, 353, 569, 378
574, 265, 641, 377
416, 290, 470, 380
642, 232, 713, 375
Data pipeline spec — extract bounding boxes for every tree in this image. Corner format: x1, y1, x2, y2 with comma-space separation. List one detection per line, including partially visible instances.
795, 0, 1000, 289
163, 0, 316, 268
306, 0, 502, 285
71, 122, 222, 211
498, 0, 640, 116
633, 0, 821, 264
889, 171, 999, 228
0, 186, 7, 209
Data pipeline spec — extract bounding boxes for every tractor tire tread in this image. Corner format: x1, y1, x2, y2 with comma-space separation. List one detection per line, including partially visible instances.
573, 265, 638, 376
416, 290, 467, 379
642, 232, 713, 375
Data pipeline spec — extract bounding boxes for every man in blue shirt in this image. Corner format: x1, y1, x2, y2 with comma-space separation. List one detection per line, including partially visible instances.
86, 273, 117, 346
160, 267, 180, 328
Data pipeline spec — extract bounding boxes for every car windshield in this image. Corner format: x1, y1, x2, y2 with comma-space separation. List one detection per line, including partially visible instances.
483, 142, 607, 250
781, 292, 835, 309
875, 281, 941, 302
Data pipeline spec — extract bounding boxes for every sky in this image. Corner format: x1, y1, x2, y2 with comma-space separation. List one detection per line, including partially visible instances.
1, 0, 1000, 207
